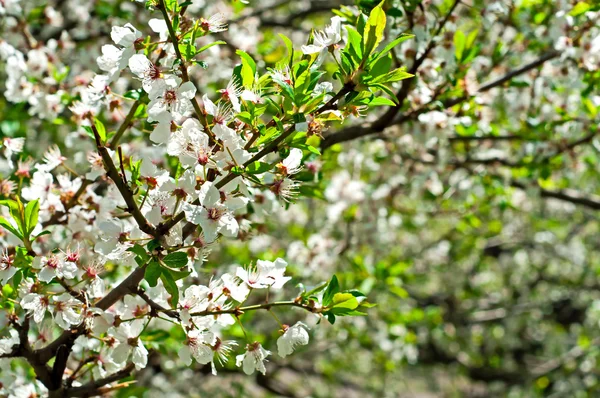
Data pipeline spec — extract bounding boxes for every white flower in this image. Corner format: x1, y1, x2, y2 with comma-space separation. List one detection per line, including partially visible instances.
236, 342, 270, 375
97, 45, 123, 77
0, 329, 19, 355
178, 329, 215, 366
0, 250, 17, 284
167, 119, 212, 168
182, 182, 239, 242
148, 81, 197, 121
128, 54, 170, 98
301, 16, 343, 55
2, 137, 25, 158
148, 18, 169, 41
111, 23, 141, 47
278, 148, 303, 176
52, 293, 82, 330
179, 284, 210, 325
21, 293, 50, 323
201, 13, 228, 33
36, 145, 66, 172
277, 322, 309, 358
94, 218, 135, 260
220, 273, 250, 303
236, 258, 291, 289
219, 78, 243, 113
109, 320, 148, 370
202, 93, 232, 124
0, 0, 21, 15
149, 111, 173, 144
35, 255, 78, 283
83, 261, 105, 298
111, 23, 141, 68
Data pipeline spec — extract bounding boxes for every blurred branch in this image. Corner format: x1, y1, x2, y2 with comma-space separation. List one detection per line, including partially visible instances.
322, 49, 561, 150
65, 363, 136, 397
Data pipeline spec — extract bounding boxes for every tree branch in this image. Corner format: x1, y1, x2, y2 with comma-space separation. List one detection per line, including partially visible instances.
321, 49, 561, 150
64, 363, 136, 397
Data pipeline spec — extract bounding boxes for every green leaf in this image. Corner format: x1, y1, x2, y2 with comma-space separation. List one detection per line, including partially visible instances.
372, 33, 414, 63
371, 67, 414, 84
167, 268, 192, 281
34, 230, 51, 239
162, 252, 188, 268
179, 43, 197, 61
127, 244, 150, 261
278, 33, 294, 67
146, 239, 161, 252
0, 199, 25, 237
298, 184, 325, 200
164, 0, 178, 12
0, 216, 22, 240
144, 261, 162, 287
236, 111, 253, 125
124, 89, 142, 100
196, 40, 226, 54
160, 271, 179, 307
24, 200, 39, 236
236, 50, 256, 88
570, 2, 591, 16
345, 26, 363, 65
323, 275, 340, 306
94, 119, 107, 143
454, 30, 466, 62
369, 97, 396, 107
14, 247, 33, 268
368, 53, 392, 81
327, 313, 336, 324
362, 1, 387, 61
303, 282, 328, 299
331, 292, 360, 311
245, 161, 273, 174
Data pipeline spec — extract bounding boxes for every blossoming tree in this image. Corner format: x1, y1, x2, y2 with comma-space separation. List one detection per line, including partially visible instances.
2, 0, 600, 396
0, 0, 413, 396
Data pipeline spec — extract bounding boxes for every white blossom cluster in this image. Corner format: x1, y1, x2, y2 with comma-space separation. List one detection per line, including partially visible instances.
0, 2, 364, 395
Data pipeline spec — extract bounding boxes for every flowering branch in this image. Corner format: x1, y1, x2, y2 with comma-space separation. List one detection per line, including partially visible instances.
90, 123, 157, 237
188, 300, 319, 317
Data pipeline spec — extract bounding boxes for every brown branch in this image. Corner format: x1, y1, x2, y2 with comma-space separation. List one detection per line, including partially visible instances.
42, 179, 91, 228
369, 0, 462, 132
136, 288, 180, 319
188, 300, 316, 317
90, 123, 157, 237
109, 100, 141, 148
64, 363, 136, 397
35, 262, 150, 363
321, 49, 562, 150
158, 0, 213, 141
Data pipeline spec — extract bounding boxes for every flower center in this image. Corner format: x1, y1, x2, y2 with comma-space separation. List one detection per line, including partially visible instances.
164, 90, 177, 104
207, 207, 223, 221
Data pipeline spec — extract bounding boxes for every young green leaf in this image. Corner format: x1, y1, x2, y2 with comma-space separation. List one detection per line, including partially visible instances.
236, 50, 256, 88
160, 271, 180, 307
0, 216, 23, 240
323, 275, 340, 306
162, 252, 189, 268
145, 261, 162, 287
196, 41, 226, 55
94, 119, 107, 143
245, 161, 273, 174
362, 1, 387, 62
454, 30, 466, 63
371, 33, 414, 63
24, 200, 39, 236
